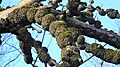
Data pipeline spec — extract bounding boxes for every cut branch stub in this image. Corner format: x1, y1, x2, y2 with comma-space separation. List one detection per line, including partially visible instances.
67, 0, 80, 11
77, 35, 85, 44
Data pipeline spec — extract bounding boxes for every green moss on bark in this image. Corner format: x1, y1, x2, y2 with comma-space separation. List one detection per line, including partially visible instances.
49, 20, 66, 36
77, 35, 85, 44
19, 41, 29, 54
55, 26, 67, 37
61, 45, 82, 67
67, 27, 81, 41
27, 8, 37, 23
85, 43, 120, 64
8, 7, 30, 26
85, 43, 103, 53
20, 41, 33, 64
38, 52, 50, 63
56, 31, 73, 48
35, 46, 50, 63
41, 14, 56, 30
112, 50, 120, 64
24, 54, 33, 64
35, 9, 49, 24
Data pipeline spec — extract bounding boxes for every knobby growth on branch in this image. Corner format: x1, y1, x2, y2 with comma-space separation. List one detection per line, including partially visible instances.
0, 0, 120, 67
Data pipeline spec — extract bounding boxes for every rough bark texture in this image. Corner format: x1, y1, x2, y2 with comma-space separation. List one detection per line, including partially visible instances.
0, 0, 120, 67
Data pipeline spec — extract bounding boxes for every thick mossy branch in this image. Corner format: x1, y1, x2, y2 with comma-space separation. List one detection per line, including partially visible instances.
49, 20, 67, 36
46, 19, 83, 66
8, 7, 30, 26
15, 27, 35, 44
16, 27, 35, 64
61, 45, 83, 67
0, 1, 120, 65
19, 41, 33, 64
0, 0, 41, 19
41, 13, 56, 31
1, 4, 120, 48
67, 17, 120, 48
67, 27, 81, 41
85, 43, 120, 64
77, 35, 86, 50
56, 30, 74, 48
26, 8, 38, 23
14, 26, 57, 66
35, 9, 50, 24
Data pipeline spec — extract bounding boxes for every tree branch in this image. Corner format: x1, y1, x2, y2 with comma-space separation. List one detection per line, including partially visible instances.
0, 1, 120, 65
67, 17, 120, 48
85, 43, 120, 64
0, 0, 39, 20
4, 53, 21, 67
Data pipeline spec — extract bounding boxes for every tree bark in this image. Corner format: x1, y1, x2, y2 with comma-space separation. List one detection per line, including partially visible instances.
0, 0, 120, 66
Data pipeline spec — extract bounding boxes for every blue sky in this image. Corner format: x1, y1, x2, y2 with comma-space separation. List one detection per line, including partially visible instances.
0, 0, 120, 67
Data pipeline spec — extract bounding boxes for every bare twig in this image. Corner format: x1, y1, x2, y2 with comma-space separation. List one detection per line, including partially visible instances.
33, 56, 38, 65
47, 36, 52, 48
5, 42, 23, 55
58, 60, 62, 64
82, 55, 94, 64
42, 31, 46, 43
100, 61, 104, 67
34, 23, 44, 30
50, 59, 59, 66
2, 34, 12, 45
44, 63, 47, 67
4, 53, 21, 67
0, 49, 19, 56
103, 43, 107, 47
33, 31, 46, 65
